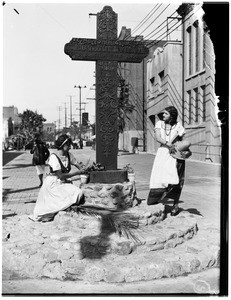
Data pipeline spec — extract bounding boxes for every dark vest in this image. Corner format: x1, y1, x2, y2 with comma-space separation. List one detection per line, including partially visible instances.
49, 153, 71, 174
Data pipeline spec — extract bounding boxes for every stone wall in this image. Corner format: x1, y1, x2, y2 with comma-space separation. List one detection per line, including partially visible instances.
80, 182, 136, 210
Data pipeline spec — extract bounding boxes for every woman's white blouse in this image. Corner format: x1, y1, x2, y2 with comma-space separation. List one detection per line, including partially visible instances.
155, 120, 185, 142
48, 152, 77, 172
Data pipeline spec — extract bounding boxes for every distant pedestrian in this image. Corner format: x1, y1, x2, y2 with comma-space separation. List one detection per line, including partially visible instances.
30, 133, 50, 187
147, 106, 191, 216
29, 134, 86, 222
79, 139, 83, 149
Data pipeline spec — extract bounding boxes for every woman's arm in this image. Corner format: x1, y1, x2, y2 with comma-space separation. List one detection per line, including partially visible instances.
54, 168, 85, 181
155, 129, 178, 152
170, 134, 180, 144
155, 129, 166, 145
73, 161, 84, 170
155, 129, 171, 147
69, 152, 86, 171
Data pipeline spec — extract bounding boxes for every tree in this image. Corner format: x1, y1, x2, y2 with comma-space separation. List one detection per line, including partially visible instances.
18, 109, 46, 141
117, 79, 135, 135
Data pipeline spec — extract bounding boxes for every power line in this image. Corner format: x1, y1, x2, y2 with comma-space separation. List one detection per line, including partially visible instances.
145, 5, 202, 48
130, 3, 162, 37
37, 4, 71, 35
143, 10, 178, 41
138, 4, 171, 37
145, 13, 181, 45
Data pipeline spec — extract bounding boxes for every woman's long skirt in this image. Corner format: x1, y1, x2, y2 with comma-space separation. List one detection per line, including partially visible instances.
147, 146, 185, 205
33, 175, 83, 219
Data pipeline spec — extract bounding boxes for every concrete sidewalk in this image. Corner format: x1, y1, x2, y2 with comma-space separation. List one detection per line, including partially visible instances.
2, 147, 221, 227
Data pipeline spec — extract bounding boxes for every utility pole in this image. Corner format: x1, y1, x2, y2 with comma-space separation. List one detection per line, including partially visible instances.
74, 85, 86, 138
67, 95, 74, 127
167, 17, 182, 40
54, 121, 57, 138
57, 106, 62, 131
62, 102, 68, 128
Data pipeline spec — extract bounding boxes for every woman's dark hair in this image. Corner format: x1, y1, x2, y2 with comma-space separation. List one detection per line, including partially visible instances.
164, 106, 178, 125
55, 134, 72, 149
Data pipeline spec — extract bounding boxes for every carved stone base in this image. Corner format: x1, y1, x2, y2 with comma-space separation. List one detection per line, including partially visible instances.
80, 181, 135, 210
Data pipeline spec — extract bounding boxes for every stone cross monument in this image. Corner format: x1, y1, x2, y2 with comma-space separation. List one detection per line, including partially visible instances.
65, 6, 148, 170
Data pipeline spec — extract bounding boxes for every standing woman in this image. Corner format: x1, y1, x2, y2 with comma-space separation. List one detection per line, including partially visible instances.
147, 106, 186, 216
30, 133, 50, 187
30, 134, 86, 222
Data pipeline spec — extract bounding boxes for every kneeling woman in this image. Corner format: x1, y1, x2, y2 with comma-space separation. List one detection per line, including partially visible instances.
31, 134, 86, 222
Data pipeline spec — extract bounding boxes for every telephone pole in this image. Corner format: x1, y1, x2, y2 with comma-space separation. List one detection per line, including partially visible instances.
66, 95, 75, 127
57, 106, 62, 131
62, 102, 68, 128
74, 85, 86, 138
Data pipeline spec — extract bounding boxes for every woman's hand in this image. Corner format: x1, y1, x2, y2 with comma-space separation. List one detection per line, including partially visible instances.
165, 141, 172, 148
169, 145, 177, 154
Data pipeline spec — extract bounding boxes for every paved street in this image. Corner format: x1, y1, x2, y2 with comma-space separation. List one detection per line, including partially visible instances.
2, 147, 222, 295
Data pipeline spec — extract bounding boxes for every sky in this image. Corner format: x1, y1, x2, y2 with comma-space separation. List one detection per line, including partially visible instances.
3, 0, 184, 127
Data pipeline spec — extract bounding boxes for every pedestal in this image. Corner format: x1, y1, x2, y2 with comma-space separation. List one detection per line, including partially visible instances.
90, 170, 128, 184
81, 181, 135, 210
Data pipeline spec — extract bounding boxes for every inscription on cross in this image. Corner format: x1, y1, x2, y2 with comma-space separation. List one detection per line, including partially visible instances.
65, 6, 148, 170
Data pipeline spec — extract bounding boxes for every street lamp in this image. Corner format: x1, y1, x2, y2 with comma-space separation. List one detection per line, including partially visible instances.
74, 85, 87, 139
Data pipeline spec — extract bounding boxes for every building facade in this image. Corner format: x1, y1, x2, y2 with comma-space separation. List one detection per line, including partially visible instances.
177, 3, 221, 163
146, 3, 221, 163
3, 106, 21, 140
118, 26, 166, 153
117, 4, 221, 162
43, 123, 56, 134
43, 122, 56, 143
146, 41, 182, 154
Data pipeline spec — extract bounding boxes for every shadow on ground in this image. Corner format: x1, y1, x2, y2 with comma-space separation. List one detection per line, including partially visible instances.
2, 152, 24, 166
24, 200, 37, 204
80, 217, 114, 259
2, 213, 17, 220
79, 207, 139, 259
3, 164, 33, 169
183, 208, 203, 216
6, 186, 40, 194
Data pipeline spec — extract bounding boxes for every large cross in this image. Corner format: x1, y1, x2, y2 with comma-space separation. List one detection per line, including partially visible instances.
65, 6, 148, 170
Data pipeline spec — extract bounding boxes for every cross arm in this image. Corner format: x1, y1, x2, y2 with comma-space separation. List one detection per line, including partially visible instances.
64, 38, 149, 62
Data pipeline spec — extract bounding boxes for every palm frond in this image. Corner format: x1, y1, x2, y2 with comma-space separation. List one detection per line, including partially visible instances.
69, 204, 141, 244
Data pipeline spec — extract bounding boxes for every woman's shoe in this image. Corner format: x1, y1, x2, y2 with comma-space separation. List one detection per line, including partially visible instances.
171, 205, 179, 216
